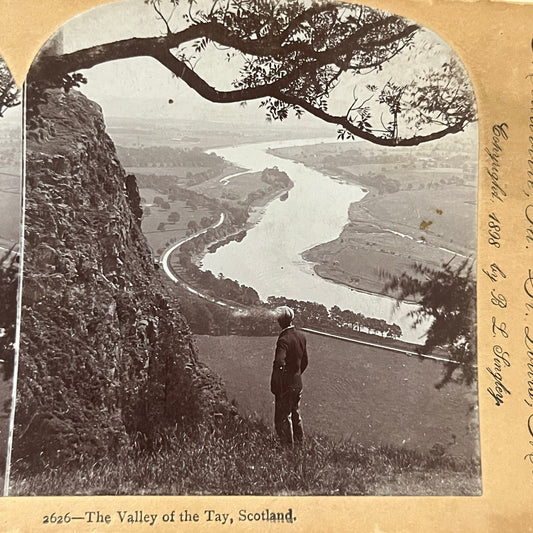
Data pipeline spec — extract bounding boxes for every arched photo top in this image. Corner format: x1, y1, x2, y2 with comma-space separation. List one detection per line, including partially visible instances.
14, 0, 480, 497
28, 0, 477, 148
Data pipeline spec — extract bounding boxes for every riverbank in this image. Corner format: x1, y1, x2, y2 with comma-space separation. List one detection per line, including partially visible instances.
139, 161, 292, 261
188, 170, 294, 268
201, 186, 289, 256
268, 141, 476, 296
303, 185, 475, 296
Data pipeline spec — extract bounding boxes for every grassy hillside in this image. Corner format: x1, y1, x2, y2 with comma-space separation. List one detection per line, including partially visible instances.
10, 333, 481, 496
11, 414, 480, 496
196, 333, 480, 459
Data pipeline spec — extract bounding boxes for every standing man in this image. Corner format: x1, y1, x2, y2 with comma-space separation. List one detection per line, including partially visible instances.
271, 306, 308, 446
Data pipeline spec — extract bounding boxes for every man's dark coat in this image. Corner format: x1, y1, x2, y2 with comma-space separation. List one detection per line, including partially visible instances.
271, 326, 308, 395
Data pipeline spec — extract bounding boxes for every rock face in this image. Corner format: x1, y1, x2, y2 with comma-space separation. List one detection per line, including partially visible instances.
15, 88, 229, 466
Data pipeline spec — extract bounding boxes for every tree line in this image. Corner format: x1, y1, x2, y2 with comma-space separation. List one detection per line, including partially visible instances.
168, 224, 403, 341
169, 276, 403, 343
116, 145, 225, 168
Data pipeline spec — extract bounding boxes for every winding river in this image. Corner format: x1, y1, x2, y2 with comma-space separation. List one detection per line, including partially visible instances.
200, 138, 428, 344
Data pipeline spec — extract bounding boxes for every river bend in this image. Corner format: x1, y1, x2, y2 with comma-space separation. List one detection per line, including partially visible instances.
201, 138, 428, 344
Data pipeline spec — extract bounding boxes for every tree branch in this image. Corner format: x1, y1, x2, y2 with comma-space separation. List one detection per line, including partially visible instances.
270, 91, 467, 146
154, 49, 466, 146
29, 15, 418, 81
26, 5, 471, 148
154, 48, 288, 102
152, 2, 173, 35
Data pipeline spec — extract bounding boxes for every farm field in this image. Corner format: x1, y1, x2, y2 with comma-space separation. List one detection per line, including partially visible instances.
193, 171, 259, 200
303, 184, 476, 294
352, 184, 477, 251
269, 139, 476, 295
196, 333, 480, 459
192, 169, 292, 210
304, 182, 476, 294
106, 116, 335, 150
139, 187, 214, 255
125, 165, 239, 184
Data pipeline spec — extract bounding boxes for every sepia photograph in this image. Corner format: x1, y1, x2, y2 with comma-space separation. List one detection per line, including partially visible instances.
6, 0, 480, 497
0, 54, 21, 493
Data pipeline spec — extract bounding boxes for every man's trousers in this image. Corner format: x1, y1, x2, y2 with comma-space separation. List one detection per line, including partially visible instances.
274, 387, 303, 446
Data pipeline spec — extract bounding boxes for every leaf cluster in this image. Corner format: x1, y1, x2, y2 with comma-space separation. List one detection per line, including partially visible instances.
34, 0, 477, 146
385, 258, 476, 388
0, 60, 20, 117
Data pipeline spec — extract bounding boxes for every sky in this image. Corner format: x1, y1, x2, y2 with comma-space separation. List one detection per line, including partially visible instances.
53, 0, 468, 134
60, 0, 301, 124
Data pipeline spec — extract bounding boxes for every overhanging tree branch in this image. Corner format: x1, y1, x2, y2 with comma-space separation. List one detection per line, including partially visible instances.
28, 0, 476, 147
29, 15, 418, 80
153, 49, 467, 146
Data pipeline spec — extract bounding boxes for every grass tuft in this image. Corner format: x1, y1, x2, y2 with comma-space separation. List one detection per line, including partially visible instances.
9, 414, 480, 496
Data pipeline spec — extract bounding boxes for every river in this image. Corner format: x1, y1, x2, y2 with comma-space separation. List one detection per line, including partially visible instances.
200, 138, 428, 344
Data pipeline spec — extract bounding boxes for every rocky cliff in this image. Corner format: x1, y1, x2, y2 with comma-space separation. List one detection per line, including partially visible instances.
15, 88, 230, 466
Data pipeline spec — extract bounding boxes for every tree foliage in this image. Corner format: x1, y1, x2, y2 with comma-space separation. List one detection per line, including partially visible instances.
29, 0, 476, 146
385, 258, 476, 388
0, 59, 20, 117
